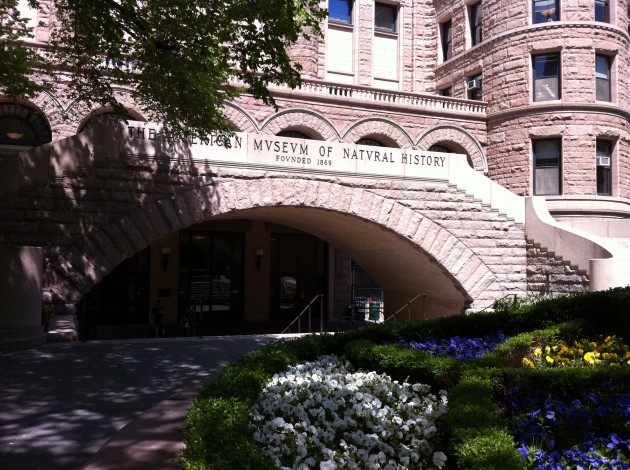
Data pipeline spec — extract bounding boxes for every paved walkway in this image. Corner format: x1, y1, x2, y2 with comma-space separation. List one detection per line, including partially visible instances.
0, 335, 295, 469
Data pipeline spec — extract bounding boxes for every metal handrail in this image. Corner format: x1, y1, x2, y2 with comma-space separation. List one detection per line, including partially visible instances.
385, 293, 427, 322
281, 294, 324, 334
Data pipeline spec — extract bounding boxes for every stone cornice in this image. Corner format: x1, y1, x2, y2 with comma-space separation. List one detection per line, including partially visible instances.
437, 21, 630, 72
487, 102, 630, 123
546, 195, 630, 219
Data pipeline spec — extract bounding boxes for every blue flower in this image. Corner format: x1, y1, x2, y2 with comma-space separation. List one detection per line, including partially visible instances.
517, 444, 529, 458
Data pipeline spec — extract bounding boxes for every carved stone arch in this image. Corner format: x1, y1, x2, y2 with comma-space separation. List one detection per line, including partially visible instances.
26, 91, 66, 138
64, 87, 145, 135
417, 125, 488, 174
45, 178, 499, 312
261, 109, 340, 140
223, 102, 259, 133
343, 118, 413, 148
77, 107, 147, 134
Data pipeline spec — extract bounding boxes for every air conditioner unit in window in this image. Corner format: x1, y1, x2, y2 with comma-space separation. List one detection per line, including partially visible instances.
467, 79, 481, 90
596, 156, 611, 166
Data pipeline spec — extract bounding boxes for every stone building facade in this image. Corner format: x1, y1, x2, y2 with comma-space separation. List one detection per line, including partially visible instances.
1, 0, 629, 348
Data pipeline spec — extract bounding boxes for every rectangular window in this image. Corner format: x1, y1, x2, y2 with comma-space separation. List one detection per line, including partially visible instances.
375, 3, 397, 32
533, 0, 560, 23
533, 53, 560, 101
596, 139, 612, 195
469, 2, 483, 46
533, 138, 561, 195
440, 20, 452, 61
595, 54, 611, 101
595, 0, 610, 22
440, 87, 452, 97
467, 73, 483, 100
329, 0, 353, 24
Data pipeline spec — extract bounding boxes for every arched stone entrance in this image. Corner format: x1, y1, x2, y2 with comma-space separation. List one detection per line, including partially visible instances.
43, 174, 513, 320
1, 124, 532, 342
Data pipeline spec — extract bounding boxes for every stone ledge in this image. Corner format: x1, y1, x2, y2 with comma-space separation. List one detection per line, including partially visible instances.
46, 315, 79, 342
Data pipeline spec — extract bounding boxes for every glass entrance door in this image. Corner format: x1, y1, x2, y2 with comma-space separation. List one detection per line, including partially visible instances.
179, 231, 243, 324
269, 233, 327, 322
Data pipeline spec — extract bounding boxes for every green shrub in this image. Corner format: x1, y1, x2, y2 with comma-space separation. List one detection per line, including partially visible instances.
343, 339, 461, 390
444, 373, 524, 470
182, 397, 274, 470
182, 287, 630, 469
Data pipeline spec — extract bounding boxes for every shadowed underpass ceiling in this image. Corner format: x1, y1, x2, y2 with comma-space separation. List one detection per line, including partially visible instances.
214, 206, 469, 316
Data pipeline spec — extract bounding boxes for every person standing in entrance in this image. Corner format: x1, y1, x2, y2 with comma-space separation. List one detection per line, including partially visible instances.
152, 300, 165, 338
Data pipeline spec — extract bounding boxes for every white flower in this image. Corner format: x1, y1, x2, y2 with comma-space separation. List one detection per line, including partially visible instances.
433, 451, 448, 468
250, 354, 448, 469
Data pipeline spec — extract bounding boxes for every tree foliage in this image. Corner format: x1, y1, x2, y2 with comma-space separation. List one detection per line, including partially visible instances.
1, 0, 326, 142
0, 0, 50, 97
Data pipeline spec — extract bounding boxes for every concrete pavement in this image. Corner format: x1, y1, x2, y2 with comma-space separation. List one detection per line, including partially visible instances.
0, 335, 296, 469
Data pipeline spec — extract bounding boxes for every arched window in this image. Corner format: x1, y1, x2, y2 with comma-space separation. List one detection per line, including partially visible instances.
428, 144, 453, 153
429, 143, 474, 168
357, 138, 385, 147
0, 103, 51, 156
277, 130, 312, 139
78, 110, 145, 134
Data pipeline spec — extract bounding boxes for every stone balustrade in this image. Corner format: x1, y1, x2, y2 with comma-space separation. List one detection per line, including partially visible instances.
231, 77, 488, 117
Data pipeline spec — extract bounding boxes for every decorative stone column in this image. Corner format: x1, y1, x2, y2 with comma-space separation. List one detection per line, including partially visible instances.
0, 246, 45, 350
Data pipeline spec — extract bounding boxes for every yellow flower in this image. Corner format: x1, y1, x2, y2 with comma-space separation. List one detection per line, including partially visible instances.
546, 355, 554, 364
545, 346, 551, 355
534, 348, 542, 358
584, 351, 600, 364
522, 358, 535, 368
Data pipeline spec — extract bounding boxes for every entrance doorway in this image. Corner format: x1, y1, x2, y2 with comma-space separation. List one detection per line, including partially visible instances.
269, 233, 327, 322
178, 231, 244, 325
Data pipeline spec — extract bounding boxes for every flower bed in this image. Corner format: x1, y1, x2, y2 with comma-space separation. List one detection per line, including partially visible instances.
250, 355, 448, 470
182, 288, 630, 469
522, 335, 630, 368
397, 332, 510, 360
499, 382, 630, 469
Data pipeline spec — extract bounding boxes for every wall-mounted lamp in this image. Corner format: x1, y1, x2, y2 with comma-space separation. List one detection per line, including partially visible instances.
161, 246, 171, 271
255, 247, 263, 272
5, 118, 24, 140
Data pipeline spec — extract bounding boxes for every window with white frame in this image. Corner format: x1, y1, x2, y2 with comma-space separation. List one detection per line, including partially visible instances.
373, 2, 399, 86
595, 54, 611, 101
467, 73, 483, 100
595, 0, 610, 22
327, 0, 354, 82
533, 138, 561, 195
375, 3, 397, 32
533, 0, 559, 23
329, 0, 353, 24
596, 139, 612, 195
469, 2, 482, 46
533, 53, 560, 101
440, 19, 452, 62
